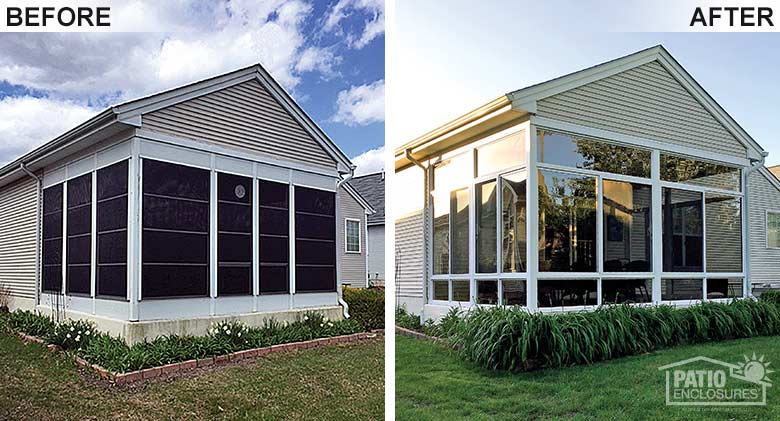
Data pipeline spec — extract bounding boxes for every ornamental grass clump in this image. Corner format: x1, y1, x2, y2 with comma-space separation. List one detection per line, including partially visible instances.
8, 310, 56, 338
452, 299, 780, 372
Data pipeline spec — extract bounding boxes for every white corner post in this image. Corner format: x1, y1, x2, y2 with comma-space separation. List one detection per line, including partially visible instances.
128, 138, 140, 321
526, 123, 539, 312
651, 149, 662, 304
288, 182, 296, 309
90, 159, 97, 314
252, 172, 259, 311
209, 155, 218, 315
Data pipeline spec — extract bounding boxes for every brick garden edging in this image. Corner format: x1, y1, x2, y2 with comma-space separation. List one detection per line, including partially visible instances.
16, 330, 383, 385
395, 326, 443, 343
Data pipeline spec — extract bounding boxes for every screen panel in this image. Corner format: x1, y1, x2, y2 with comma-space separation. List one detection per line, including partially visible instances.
295, 186, 336, 292
42, 184, 63, 292
259, 180, 289, 294
142, 159, 210, 298
218, 172, 252, 295
66, 173, 91, 295
97, 160, 128, 298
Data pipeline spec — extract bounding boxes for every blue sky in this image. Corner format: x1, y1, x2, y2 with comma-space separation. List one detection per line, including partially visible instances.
394, 1, 780, 166
0, 0, 385, 174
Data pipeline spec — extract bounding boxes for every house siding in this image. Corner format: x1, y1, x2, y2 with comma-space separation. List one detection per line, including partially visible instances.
367, 225, 385, 283
339, 187, 367, 287
395, 211, 424, 299
0, 176, 39, 301
537, 60, 747, 158
142, 79, 337, 169
749, 169, 780, 283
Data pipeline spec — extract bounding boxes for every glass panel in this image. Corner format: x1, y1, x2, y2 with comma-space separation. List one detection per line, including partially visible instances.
538, 170, 597, 272
476, 131, 526, 177
433, 280, 449, 301
452, 280, 470, 302
67, 173, 92, 295
538, 279, 597, 307
661, 279, 703, 301
295, 266, 336, 292
259, 180, 289, 295
602, 279, 652, 304
501, 280, 526, 306
142, 265, 209, 298
432, 191, 450, 275
502, 171, 527, 273
259, 266, 289, 294
218, 172, 252, 296
346, 220, 361, 252
96, 161, 128, 298
42, 184, 63, 292
476, 181, 497, 273
660, 154, 740, 191
143, 159, 210, 200
538, 130, 651, 178
433, 152, 472, 193
707, 278, 743, 299
769, 212, 780, 248
603, 181, 652, 272
705, 194, 742, 273
662, 188, 703, 272
476, 280, 498, 305
450, 188, 470, 274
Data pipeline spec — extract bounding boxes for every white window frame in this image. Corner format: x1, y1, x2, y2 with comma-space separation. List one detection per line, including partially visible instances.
766, 210, 780, 249
345, 218, 362, 254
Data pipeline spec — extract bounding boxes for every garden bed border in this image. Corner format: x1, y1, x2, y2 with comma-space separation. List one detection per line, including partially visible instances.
395, 326, 442, 343
16, 330, 383, 385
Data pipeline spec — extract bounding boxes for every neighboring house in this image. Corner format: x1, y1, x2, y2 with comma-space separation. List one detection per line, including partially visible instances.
769, 165, 780, 180
339, 182, 375, 288
394, 45, 780, 319
0, 64, 365, 343
350, 171, 386, 286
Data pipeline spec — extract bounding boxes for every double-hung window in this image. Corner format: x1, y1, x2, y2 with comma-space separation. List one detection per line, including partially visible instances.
345, 219, 361, 253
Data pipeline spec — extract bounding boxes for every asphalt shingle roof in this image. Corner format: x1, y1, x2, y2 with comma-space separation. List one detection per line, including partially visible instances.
349, 172, 385, 225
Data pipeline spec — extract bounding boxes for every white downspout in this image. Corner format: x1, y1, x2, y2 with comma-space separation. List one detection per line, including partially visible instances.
20, 163, 42, 306
336, 169, 355, 318
744, 152, 767, 298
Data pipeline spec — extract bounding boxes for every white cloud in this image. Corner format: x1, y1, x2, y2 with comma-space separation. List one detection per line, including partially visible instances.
295, 46, 342, 79
351, 146, 385, 176
332, 79, 384, 126
324, 0, 385, 49
0, 96, 97, 165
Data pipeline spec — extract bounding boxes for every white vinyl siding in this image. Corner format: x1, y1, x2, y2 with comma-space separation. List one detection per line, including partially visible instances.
0, 176, 39, 300
346, 219, 361, 253
366, 225, 385, 282
339, 187, 367, 287
749, 169, 780, 283
395, 211, 424, 298
537, 60, 747, 158
142, 79, 337, 169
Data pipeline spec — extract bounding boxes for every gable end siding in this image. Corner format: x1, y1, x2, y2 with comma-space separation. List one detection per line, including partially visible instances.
749, 170, 780, 283
142, 79, 337, 168
0, 177, 38, 301
395, 211, 424, 298
537, 60, 747, 158
339, 187, 367, 287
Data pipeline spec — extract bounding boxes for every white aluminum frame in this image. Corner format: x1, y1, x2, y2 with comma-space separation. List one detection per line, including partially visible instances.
424, 117, 750, 311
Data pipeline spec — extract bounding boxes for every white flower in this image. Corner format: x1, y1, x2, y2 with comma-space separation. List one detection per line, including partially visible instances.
75, 336, 80, 342
70, 326, 75, 332
85, 330, 90, 336
237, 332, 241, 337
223, 325, 228, 331
320, 323, 324, 327
226, 330, 231, 335
304, 316, 309, 321
66, 333, 71, 338
328, 322, 334, 327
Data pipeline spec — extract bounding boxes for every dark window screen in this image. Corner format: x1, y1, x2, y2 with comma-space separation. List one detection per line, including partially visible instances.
259, 180, 289, 294
42, 184, 63, 292
66, 173, 92, 295
218, 172, 252, 295
97, 160, 128, 298
142, 159, 210, 298
295, 186, 336, 292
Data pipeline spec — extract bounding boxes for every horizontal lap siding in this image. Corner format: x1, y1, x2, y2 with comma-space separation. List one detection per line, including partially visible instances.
395, 211, 424, 298
0, 177, 38, 299
339, 188, 367, 287
367, 226, 385, 281
142, 79, 336, 168
749, 170, 780, 283
537, 61, 747, 158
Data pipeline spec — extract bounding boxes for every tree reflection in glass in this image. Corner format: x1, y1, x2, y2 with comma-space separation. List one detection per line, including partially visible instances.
538, 131, 651, 178
501, 171, 527, 272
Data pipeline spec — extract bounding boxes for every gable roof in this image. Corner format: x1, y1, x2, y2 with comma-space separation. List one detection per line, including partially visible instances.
0, 63, 355, 188
342, 182, 376, 215
395, 45, 767, 170
349, 171, 385, 225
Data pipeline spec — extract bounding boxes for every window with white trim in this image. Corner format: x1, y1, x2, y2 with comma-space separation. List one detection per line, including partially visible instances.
768, 212, 780, 249
345, 219, 361, 253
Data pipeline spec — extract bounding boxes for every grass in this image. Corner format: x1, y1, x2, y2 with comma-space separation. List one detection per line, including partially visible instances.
396, 335, 780, 420
0, 325, 384, 420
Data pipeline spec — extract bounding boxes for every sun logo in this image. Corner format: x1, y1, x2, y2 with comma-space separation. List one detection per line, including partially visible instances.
734, 353, 774, 385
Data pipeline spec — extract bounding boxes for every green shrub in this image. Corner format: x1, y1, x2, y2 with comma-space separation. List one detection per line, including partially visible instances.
48, 319, 97, 350
9, 310, 55, 338
452, 300, 780, 372
759, 290, 780, 305
343, 287, 384, 331
395, 306, 422, 331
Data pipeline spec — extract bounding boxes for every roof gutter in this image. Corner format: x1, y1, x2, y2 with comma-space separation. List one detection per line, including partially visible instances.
336, 169, 355, 318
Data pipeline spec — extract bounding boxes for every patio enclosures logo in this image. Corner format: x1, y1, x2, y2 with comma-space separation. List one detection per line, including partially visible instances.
659, 355, 773, 406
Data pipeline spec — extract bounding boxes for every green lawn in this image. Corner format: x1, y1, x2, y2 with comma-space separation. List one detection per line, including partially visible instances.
396, 335, 780, 420
0, 326, 384, 420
